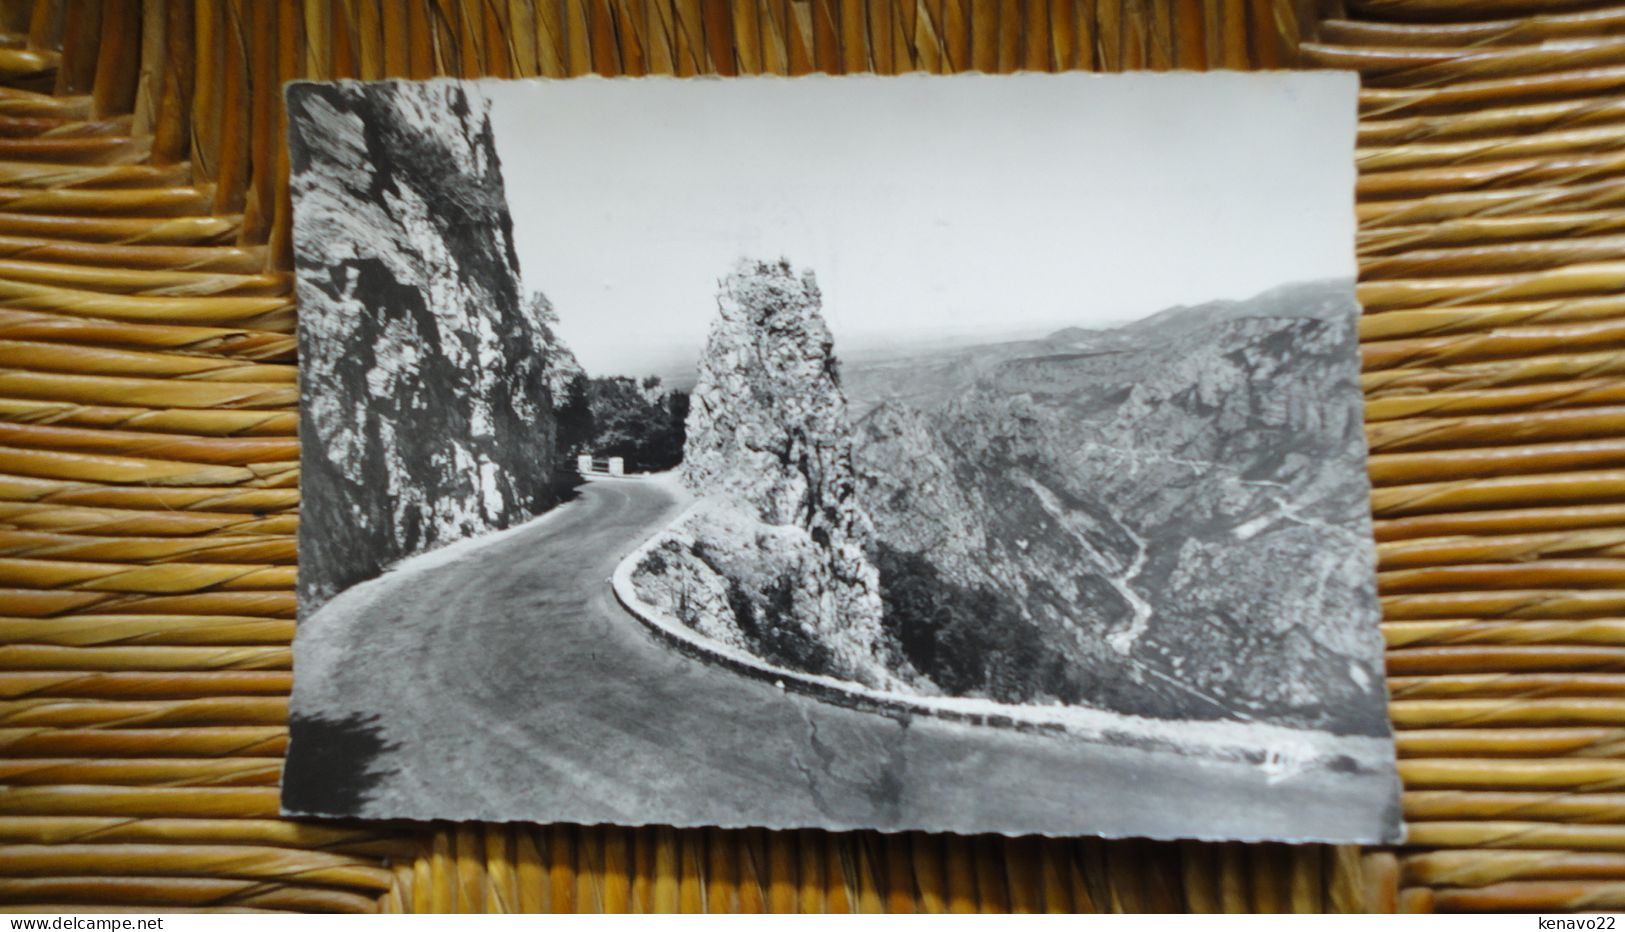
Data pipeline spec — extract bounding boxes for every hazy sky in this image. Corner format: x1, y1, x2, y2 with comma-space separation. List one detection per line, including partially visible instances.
484, 72, 1357, 378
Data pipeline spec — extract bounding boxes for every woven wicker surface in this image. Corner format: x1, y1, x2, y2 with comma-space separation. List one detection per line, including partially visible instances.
0, 0, 1620, 913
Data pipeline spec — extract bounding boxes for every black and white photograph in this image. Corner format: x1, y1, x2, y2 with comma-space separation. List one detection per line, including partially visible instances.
283, 72, 1401, 844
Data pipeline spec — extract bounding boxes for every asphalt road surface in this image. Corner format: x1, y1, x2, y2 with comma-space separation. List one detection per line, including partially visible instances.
286, 476, 1401, 842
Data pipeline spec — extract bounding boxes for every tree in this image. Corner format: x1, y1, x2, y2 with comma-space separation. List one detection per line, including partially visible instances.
554, 372, 593, 457
875, 543, 1085, 704
563, 375, 689, 472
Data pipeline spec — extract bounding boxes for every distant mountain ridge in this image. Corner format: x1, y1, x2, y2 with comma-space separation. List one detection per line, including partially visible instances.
1123, 277, 1359, 332
840, 278, 1356, 421
1036, 279, 1358, 353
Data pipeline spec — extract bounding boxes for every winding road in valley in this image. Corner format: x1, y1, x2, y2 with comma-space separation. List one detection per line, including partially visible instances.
286, 475, 1398, 842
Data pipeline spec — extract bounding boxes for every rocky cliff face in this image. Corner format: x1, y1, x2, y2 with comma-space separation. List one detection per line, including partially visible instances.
289, 81, 562, 615
849, 280, 1388, 734
632, 260, 895, 687
527, 291, 585, 399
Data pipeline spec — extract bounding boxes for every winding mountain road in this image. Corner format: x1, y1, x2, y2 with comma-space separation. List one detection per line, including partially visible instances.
286, 475, 1398, 842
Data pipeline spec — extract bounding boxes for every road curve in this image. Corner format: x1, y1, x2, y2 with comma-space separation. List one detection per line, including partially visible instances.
286, 475, 1399, 842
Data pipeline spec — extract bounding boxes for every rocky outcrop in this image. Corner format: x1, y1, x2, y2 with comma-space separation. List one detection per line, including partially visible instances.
631, 260, 895, 687
289, 81, 563, 615
527, 291, 585, 399
848, 280, 1389, 735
